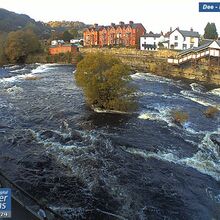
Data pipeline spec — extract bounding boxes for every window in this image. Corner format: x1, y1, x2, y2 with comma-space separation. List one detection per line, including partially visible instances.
183, 44, 187, 50
174, 42, 178, 47
183, 37, 186, 41
190, 37, 195, 43
175, 36, 178, 40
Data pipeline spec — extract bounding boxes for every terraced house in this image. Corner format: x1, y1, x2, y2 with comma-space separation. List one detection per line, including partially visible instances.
83, 21, 146, 48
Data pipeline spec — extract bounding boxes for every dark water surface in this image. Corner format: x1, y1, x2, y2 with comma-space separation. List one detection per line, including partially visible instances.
0, 64, 220, 219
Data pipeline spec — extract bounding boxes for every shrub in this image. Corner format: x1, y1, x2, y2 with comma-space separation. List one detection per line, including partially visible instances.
204, 106, 219, 118
170, 110, 189, 124
75, 52, 137, 112
75, 53, 84, 64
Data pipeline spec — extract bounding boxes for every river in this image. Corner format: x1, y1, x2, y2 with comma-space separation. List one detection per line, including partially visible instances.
0, 64, 220, 220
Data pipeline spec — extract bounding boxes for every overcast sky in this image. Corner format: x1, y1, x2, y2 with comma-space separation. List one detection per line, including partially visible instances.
0, 0, 219, 34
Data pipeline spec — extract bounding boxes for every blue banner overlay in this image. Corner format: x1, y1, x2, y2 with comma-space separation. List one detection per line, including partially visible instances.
0, 188, 11, 218
199, 2, 220, 12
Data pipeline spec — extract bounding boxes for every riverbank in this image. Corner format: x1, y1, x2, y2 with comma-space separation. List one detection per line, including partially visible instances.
80, 48, 220, 86
2, 47, 220, 86
0, 52, 82, 66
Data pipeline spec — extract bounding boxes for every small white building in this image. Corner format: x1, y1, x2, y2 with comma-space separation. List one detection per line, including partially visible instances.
51, 40, 65, 46
169, 28, 200, 50
70, 39, 83, 44
140, 33, 162, 51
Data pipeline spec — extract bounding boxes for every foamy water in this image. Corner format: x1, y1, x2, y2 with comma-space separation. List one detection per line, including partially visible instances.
181, 90, 220, 110
210, 88, 220, 97
6, 85, 23, 94
124, 129, 220, 181
31, 63, 58, 74
0, 73, 38, 84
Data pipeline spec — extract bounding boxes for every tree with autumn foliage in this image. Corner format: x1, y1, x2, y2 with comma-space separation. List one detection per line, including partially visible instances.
75, 53, 137, 112
5, 30, 41, 63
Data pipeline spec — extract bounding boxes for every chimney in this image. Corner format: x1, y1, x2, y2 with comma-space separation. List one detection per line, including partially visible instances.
129, 21, 134, 25
170, 27, 172, 32
190, 27, 193, 32
111, 23, 115, 27
119, 21, 125, 26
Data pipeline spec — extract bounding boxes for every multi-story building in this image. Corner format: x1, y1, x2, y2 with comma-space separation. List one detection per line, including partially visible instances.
169, 28, 200, 50
83, 21, 146, 48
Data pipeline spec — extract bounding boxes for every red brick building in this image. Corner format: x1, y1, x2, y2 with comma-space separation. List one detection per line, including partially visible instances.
83, 21, 146, 48
49, 44, 79, 55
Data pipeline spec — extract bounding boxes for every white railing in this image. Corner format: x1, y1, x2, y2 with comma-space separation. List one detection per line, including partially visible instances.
168, 48, 220, 64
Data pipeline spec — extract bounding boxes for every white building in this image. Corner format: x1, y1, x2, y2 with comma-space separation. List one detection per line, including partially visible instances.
51, 40, 65, 46
70, 39, 83, 44
169, 28, 200, 50
140, 33, 163, 50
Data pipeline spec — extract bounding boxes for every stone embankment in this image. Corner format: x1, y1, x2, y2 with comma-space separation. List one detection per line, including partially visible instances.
80, 48, 220, 85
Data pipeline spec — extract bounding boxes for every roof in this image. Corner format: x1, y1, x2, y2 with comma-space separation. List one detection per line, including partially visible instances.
169, 28, 200, 38
85, 22, 145, 32
130, 23, 144, 28
142, 33, 161, 38
199, 39, 213, 46
199, 39, 220, 47
195, 41, 213, 51
179, 30, 200, 38
178, 40, 216, 56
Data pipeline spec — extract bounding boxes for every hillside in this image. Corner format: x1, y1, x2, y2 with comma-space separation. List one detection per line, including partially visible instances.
0, 8, 50, 38
47, 21, 89, 37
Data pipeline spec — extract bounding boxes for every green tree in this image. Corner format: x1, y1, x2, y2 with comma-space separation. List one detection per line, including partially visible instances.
62, 30, 73, 42
69, 29, 78, 39
75, 53, 136, 112
5, 30, 40, 63
204, 22, 218, 39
